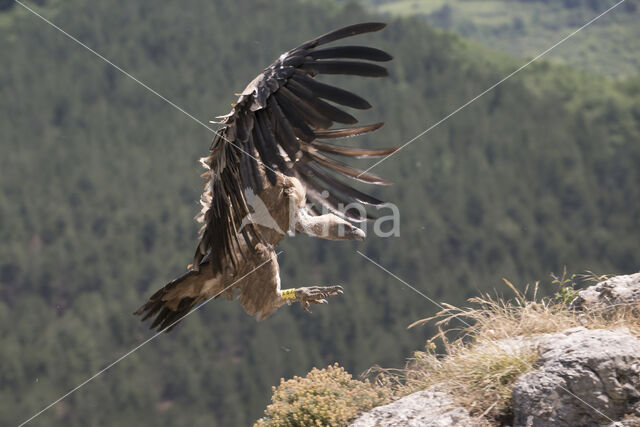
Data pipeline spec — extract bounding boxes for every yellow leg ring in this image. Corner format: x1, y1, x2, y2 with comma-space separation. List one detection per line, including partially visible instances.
281, 288, 297, 300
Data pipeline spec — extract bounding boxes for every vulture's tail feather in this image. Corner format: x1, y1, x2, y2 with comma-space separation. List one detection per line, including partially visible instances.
134, 268, 203, 333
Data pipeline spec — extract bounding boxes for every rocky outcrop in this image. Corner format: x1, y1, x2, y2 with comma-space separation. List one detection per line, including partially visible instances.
512, 327, 640, 426
349, 389, 483, 427
572, 273, 640, 310
352, 273, 640, 427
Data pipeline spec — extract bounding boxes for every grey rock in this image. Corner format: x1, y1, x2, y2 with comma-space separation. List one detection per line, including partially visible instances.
512, 328, 640, 427
572, 273, 640, 309
349, 388, 483, 427
609, 413, 640, 426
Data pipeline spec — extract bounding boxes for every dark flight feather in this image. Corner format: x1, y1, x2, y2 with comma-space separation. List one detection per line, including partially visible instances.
308, 46, 392, 62
304, 151, 392, 185
310, 141, 398, 158
298, 163, 384, 206
299, 22, 387, 49
300, 60, 388, 77
291, 71, 372, 109
314, 122, 384, 139
286, 79, 357, 125
273, 91, 316, 142
277, 86, 333, 130
268, 98, 301, 161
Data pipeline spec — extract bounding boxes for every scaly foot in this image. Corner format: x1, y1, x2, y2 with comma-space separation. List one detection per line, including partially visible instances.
294, 285, 344, 313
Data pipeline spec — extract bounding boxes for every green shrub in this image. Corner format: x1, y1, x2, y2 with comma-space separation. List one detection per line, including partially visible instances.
255, 364, 391, 427
551, 268, 579, 304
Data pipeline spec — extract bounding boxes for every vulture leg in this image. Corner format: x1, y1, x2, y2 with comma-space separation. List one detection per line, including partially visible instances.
294, 207, 365, 240
279, 285, 344, 313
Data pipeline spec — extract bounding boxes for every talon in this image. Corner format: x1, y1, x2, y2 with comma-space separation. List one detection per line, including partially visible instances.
301, 300, 311, 313
293, 285, 344, 313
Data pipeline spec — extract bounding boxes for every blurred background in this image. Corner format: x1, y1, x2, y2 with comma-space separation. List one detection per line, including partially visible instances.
1, 0, 638, 425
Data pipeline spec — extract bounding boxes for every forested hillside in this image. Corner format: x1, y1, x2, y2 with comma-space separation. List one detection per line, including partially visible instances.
359, 0, 640, 77
1, 0, 639, 425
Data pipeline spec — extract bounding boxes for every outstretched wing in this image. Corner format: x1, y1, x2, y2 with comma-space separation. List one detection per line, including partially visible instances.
196, 22, 396, 274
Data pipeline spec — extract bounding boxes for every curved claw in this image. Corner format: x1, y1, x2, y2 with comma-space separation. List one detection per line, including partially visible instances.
294, 285, 344, 313
302, 300, 312, 313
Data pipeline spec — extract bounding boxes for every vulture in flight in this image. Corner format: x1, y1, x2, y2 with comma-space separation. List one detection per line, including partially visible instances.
135, 22, 397, 331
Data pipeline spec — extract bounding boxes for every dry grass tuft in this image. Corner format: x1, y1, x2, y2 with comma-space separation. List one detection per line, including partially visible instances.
396, 277, 640, 422
410, 278, 640, 340
401, 342, 537, 420
255, 363, 392, 427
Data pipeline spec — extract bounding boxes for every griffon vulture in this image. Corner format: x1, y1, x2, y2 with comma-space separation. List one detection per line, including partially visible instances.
135, 22, 396, 331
